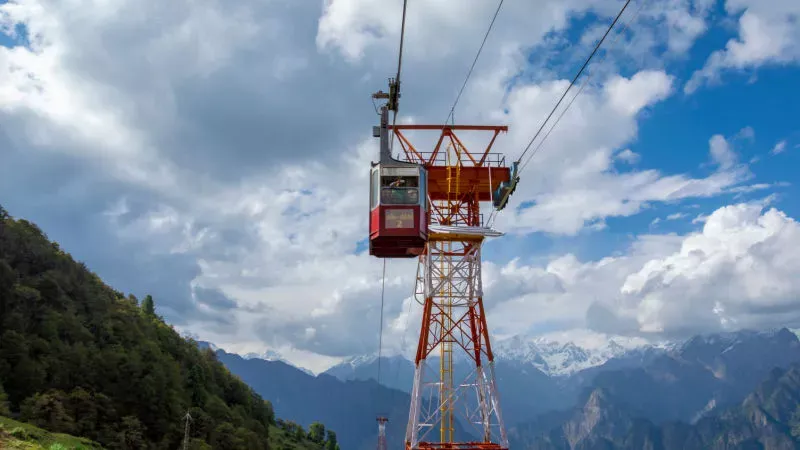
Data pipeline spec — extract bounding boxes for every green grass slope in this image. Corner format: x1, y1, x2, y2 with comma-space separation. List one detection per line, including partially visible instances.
0, 415, 102, 449
0, 415, 331, 450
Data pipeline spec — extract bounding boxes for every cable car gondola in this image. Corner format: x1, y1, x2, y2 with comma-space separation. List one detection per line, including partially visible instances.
368, 90, 428, 258
368, 161, 428, 258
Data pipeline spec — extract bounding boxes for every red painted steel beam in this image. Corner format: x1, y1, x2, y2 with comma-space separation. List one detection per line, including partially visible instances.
389, 125, 508, 131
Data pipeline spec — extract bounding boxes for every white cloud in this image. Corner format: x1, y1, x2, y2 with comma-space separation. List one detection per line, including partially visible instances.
496, 123, 750, 236
620, 201, 800, 335
709, 134, 737, 169
667, 212, 688, 220
0, 0, 793, 373
615, 149, 640, 164
736, 126, 756, 141
772, 140, 788, 155
685, 0, 800, 93
481, 201, 800, 342
606, 70, 674, 116
482, 233, 685, 339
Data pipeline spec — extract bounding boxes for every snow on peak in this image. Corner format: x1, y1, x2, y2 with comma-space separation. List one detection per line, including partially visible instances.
244, 349, 284, 361
204, 341, 219, 351
333, 352, 410, 369
343, 353, 380, 367
492, 335, 639, 376
244, 349, 315, 376
328, 336, 661, 378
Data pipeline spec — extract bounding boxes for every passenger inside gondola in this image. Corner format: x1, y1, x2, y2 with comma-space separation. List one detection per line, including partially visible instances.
381, 175, 419, 204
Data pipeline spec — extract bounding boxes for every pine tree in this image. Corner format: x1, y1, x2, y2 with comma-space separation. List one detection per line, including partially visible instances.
141, 295, 155, 316
325, 429, 338, 450
0, 380, 10, 415
308, 422, 325, 444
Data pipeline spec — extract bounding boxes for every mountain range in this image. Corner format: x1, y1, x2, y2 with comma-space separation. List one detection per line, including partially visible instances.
198, 343, 482, 450
321, 336, 674, 424
208, 328, 800, 450
324, 335, 647, 382
509, 361, 800, 449
320, 335, 656, 423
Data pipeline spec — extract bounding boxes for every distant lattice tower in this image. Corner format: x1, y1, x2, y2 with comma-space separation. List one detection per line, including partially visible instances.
377, 416, 389, 450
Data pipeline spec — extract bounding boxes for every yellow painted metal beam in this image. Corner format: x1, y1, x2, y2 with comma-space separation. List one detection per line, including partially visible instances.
428, 232, 485, 243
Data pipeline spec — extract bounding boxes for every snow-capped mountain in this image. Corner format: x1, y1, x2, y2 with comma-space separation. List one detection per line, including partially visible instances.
325, 336, 656, 380
491, 336, 644, 376
331, 352, 382, 370
324, 353, 412, 392
679, 327, 798, 355
243, 349, 316, 376
195, 340, 316, 375
322, 336, 658, 423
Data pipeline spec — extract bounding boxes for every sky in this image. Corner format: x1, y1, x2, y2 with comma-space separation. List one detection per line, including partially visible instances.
1, 0, 800, 374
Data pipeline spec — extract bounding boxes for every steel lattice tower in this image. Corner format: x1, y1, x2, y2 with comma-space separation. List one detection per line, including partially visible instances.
390, 124, 510, 450
377, 416, 389, 450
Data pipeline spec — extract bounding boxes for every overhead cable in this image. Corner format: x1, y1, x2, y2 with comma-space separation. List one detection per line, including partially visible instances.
515, 0, 633, 166
377, 259, 387, 386
487, 0, 637, 225
518, 0, 648, 174
444, 0, 505, 126
390, 0, 410, 152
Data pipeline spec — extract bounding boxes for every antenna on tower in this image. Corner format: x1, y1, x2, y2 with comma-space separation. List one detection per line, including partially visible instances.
182, 411, 193, 450
376, 416, 389, 450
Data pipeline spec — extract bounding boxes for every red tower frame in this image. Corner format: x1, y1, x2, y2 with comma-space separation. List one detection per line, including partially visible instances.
390, 124, 510, 450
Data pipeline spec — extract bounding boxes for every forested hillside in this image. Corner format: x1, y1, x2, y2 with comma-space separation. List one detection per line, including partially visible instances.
0, 205, 335, 449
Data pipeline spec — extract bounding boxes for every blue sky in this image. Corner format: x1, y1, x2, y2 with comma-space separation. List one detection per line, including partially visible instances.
2, 0, 800, 372
482, 1, 800, 265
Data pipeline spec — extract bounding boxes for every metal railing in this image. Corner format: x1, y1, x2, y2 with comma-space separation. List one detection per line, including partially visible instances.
405, 151, 508, 168
429, 212, 486, 228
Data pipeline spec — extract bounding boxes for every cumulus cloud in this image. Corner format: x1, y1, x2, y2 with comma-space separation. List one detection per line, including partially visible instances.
482, 201, 800, 342
481, 232, 685, 340
620, 202, 800, 336
0, 0, 793, 372
685, 0, 800, 93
